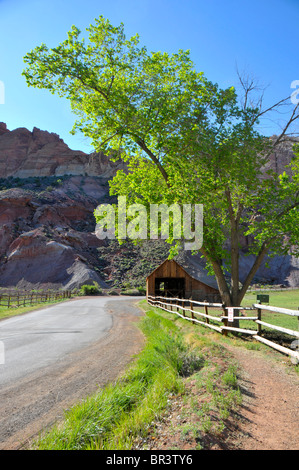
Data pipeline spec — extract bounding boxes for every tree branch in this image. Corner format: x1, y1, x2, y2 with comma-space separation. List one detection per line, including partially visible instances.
136, 139, 169, 186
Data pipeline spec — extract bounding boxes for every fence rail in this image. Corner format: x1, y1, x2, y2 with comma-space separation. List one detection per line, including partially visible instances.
247, 286, 299, 292
0, 290, 72, 308
147, 295, 299, 362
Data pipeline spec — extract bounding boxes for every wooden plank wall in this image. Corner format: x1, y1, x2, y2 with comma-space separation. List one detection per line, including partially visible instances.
146, 260, 219, 300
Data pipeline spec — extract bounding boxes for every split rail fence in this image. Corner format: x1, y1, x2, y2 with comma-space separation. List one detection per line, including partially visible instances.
147, 295, 299, 362
0, 290, 72, 308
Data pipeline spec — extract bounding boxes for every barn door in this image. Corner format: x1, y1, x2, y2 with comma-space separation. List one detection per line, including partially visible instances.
155, 277, 185, 298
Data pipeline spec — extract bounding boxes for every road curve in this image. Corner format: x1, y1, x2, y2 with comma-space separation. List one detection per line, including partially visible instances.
0, 296, 145, 450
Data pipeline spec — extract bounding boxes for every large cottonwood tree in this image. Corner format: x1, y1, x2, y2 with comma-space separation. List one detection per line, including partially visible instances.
23, 16, 299, 306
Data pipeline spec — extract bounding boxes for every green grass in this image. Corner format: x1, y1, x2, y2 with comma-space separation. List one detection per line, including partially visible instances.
188, 290, 299, 345
243, 289, 299, 310
140, 309, 245, 450
32, 306, 204, 450
242, 289, 299, 346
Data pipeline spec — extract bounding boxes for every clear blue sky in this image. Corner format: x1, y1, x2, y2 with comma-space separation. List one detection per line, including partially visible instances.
0, 0, 298, 153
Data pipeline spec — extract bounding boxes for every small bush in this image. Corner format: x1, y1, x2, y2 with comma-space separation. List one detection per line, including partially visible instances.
79, 284, 101, 296
121, 289, 142, 296
107, 290, 119, 296
221, 364, 238, 388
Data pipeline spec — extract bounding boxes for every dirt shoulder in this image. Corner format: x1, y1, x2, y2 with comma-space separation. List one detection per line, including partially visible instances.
225, 345, 299, 450
0, 298, 145, 450
137, 342, 299, 451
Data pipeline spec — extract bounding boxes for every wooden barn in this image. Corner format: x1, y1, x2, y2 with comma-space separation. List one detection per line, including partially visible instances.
146, 258, 221, 302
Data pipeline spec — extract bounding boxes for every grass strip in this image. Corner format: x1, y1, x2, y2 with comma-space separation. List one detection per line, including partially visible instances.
32, 309, 203, 450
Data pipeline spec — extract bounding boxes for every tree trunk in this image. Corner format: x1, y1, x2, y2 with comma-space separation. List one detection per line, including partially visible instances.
200, 248, 231, 306
225, 190, 242, 329
230, 219, 240, 307
237, 242, 270, 305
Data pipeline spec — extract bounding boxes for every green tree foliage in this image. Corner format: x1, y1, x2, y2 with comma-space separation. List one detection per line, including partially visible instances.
23, 16, 299, 306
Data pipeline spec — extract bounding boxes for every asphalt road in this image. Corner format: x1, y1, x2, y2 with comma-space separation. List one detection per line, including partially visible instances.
0, 296, 145, 449
0, 297, 116, 386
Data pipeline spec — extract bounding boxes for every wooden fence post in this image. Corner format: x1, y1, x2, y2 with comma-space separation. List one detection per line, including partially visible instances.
222, 305, 228, 336
204, 304, 209, 325
190, 301, 195, 324
257, 303, 262, 336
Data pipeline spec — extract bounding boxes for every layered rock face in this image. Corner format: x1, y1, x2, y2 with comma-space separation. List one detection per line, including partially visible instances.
0, 123, 298, 291
262, 137, 299, 176
0, 123, 126, 290
0, 123, 126, 178
0, 179, 113, 290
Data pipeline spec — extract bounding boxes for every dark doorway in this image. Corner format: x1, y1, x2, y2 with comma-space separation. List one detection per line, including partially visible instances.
155, 277, 185, 298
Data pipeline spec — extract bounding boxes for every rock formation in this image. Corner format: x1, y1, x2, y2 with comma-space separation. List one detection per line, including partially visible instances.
0, 180, 113, 290
259, 137, 298, 180
0, 123, 127, 291
0, 123, 298, 291
0, 123, 126, 178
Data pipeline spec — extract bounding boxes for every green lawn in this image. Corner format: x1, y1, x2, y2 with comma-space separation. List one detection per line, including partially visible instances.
243, 289, 299, 310
242, 290, 299, 344
170, 289, 299, 349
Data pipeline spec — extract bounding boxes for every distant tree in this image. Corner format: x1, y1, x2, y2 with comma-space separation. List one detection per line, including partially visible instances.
23, 16, 299, 306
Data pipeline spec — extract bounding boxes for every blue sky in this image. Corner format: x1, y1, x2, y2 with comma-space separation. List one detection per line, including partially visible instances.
0, 0, 298, 153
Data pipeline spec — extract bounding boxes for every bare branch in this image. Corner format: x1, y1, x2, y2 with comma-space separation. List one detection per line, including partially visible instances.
236, 66, 268, 111
235, 68, 299, 143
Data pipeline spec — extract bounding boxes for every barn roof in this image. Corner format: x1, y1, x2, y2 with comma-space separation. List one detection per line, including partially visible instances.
175, 252, 219, 290
147, 252, 219, 291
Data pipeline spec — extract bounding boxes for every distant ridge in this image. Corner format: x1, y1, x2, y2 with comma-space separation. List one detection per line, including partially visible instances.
0, 122, 126, 179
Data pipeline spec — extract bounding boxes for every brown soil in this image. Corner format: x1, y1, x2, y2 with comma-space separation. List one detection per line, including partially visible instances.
225, 345, 299, 450
135, 344, 299, 451
0, 298, 145, 450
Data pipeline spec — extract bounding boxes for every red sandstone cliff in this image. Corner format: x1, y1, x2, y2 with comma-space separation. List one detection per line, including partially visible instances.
0, 123, 298, 290
0, 123, 127, 290
0, 122, 126, 178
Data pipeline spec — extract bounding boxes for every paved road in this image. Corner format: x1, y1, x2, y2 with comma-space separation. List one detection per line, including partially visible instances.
0, 296, 145, 449
0, 297, 115, 386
